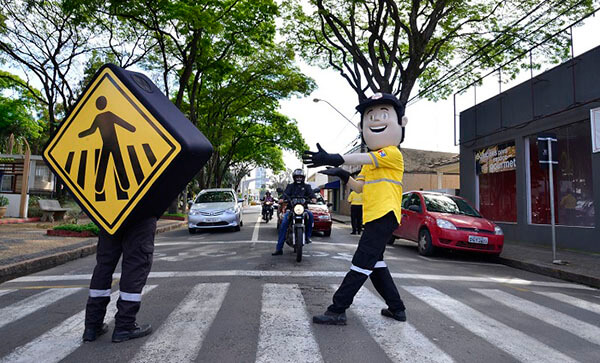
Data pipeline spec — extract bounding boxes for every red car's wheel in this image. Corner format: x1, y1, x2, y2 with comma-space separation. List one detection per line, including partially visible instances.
323, 229, 331, 237
418, 229, 435, 256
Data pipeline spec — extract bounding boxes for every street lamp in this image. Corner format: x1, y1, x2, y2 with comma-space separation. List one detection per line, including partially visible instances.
313, 98, 359, 131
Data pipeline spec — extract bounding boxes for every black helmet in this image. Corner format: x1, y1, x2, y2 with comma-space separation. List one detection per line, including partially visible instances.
292, 168, 305, 184
265, 190, 271, 196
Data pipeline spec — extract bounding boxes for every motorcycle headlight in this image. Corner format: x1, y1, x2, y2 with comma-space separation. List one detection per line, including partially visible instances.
436, 218, 457, 230
293, 204, 305, 215
494, 225, 503, 235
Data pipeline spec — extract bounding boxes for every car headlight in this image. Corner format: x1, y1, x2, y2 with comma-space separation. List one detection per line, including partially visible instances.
225, 207, 236, 214
318, 215, 331, 220
189, 209, 200, 215
293, 204, 305, 215
494, 225, 503, 235
436, 218, 457, 230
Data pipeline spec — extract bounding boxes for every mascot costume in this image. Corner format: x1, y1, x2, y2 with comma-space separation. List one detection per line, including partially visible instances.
304, 93, 408, 325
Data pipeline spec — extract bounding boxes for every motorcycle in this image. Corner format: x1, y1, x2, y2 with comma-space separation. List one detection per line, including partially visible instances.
278, 194, 308, 262
262, 201, 274, 222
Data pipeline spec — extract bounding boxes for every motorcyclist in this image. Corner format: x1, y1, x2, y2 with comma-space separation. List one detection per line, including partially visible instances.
272, 169, 316, 256
261, 191, 275, 220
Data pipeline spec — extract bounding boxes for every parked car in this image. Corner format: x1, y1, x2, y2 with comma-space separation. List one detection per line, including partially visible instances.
188, 188, 243, 233
308, 194, 332, 237
391, 191, 504, 256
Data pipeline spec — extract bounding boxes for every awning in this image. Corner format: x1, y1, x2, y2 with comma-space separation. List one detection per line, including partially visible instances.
323, 180, 340, 189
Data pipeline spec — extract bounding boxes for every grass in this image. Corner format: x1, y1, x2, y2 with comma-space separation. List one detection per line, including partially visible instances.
53, 222, 100, 235
163, 212, 187, 218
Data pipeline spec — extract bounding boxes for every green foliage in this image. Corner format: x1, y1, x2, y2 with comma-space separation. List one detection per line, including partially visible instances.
0, 195, 9, 207
283, 0, 594, 103
53, 222, 100, 235
163, 212, 186, 218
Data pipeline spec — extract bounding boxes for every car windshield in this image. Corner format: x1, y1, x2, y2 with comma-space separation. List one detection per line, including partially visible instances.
423, 194, 481, 217
195, 191, 234, 203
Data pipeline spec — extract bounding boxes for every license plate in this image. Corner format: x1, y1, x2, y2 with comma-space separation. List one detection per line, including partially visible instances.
205, 218, 216, 223
468, 235, 488, 244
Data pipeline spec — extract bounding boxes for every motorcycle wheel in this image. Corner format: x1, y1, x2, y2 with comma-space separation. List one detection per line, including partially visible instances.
295, 227, 303, 262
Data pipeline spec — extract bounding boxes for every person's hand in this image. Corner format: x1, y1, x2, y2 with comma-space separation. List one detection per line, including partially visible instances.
319, 167, 351, 183
303, 143, 344, 168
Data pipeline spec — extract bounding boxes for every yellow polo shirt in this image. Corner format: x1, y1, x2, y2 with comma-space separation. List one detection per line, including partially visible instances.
347, 191, 363, 206
356, 146, 404, 224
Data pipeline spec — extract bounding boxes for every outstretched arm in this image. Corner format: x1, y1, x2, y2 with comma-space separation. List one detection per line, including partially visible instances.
78, 120, 98, 138
319, 168, 364, 192
113, 113, 136, 132
303, 143, 373, 167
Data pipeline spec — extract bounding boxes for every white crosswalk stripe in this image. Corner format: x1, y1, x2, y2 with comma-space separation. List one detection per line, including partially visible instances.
404, 286, 577, 363
130, 283, 230, 363
256, 284, 323, 363
352, 286, 454, 363
0, 286, 156, 363
0, 288, 82, 329
533, 291, 600, 315
0, 289, 16, 298
473, 288, 600, 346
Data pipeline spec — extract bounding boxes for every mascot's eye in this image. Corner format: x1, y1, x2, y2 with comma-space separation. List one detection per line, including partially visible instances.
369, 114, 375, 121
382, 112, 389, 120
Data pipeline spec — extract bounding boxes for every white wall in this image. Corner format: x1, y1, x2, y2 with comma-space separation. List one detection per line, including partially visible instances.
0, 193, 28, 218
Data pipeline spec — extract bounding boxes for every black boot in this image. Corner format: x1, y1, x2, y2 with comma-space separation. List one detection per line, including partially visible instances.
271, 250, 283, 256
381, 308, 407, 322
313, 310, 347, 325
112, 323, 152, 343
82, 323, 109, 342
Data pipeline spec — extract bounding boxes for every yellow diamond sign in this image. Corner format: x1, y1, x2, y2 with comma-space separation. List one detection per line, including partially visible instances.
44, 67, 181, 234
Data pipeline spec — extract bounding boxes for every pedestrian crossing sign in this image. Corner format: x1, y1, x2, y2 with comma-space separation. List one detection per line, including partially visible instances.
44, 65, 201, 234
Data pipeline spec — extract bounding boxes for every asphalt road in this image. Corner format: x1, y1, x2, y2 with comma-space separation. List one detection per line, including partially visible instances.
0, 206, 599, 363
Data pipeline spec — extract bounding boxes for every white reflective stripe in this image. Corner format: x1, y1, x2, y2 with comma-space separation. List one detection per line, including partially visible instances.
0, 289, 16, 297
374, 261, 387, 268
120, 291, 142, 302
365, 178, 403, 186
356, 174, 365, 180
534, 291, 600, 315
369, 152, 380, 167
89, 289, 111, 298
350, 264, 372, 276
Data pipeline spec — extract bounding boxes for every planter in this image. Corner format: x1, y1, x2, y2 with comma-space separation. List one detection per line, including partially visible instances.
160, 215, 186, 221
47, 229, 97, 237
0, 207, 6, 219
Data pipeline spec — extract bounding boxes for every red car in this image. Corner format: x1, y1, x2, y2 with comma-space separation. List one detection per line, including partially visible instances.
391, 191, 504, 256
308, 201, 332, 237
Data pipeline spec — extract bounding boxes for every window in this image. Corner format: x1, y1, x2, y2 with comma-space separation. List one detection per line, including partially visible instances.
423, 194, 481, 217
529, 120, 594, 227
401, 193, 411, 208
1, 174, 14, 192
406, 194, 421, 210
195, 191, 235, 203
476, 142, 517, 222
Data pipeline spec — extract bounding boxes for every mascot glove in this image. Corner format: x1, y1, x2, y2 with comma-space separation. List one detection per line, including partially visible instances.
319, 167, 350, 184
302, 143, 344, 168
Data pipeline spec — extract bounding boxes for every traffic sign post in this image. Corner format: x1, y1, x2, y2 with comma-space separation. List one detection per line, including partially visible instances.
537, 133, 567, 265
44, 64, 213, 234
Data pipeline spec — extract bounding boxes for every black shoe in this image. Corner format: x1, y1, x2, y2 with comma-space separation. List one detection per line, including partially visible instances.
271, 250, 283, 256
82, 323, 109, 342
381, 308, 406, 322
313, 310, 347, 325
351, 231, 357, 235
112, 323, 152, 343
306, 238, 312, 244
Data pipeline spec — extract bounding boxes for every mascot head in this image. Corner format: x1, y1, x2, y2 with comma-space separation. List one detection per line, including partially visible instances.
356, 93, 408, 151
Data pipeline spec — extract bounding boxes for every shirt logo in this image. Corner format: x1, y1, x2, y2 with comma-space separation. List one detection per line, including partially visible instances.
377, 150, 387, 157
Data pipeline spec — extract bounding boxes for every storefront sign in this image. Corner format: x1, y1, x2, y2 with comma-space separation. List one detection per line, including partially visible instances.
475, 142, 516, 174
591, 107, 600, 153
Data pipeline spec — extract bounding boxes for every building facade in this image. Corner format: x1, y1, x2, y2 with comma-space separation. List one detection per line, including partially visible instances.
459, 45, 600, 253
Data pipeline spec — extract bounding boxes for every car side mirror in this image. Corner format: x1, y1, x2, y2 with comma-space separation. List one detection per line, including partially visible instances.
408, 205, 421, 213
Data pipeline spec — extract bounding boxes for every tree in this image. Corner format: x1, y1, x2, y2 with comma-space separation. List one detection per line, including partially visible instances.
269, 168, 293, 193
0, 71, 46, 153
283, 0, 594, 104
0, 0, 100, 135
192, 44, 314, 189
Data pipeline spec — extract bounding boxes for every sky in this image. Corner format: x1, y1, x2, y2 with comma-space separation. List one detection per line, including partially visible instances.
278, 12, 600, 174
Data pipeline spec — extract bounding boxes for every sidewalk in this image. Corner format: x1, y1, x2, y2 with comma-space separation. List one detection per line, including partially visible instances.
331, 212, 600, 289
0, 218, 186, 283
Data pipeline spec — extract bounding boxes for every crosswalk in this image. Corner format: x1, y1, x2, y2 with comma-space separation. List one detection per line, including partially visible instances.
0, 282, 598, 363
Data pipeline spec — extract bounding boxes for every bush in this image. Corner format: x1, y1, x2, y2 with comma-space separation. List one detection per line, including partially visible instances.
53, 222, 100, 235
0, 195, 9, 207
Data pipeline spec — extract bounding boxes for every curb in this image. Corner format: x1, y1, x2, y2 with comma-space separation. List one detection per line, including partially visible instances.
0, 221, 186, 284
498, 257, 600, 289
0, 217, 41, 225
331, 217, 350, 224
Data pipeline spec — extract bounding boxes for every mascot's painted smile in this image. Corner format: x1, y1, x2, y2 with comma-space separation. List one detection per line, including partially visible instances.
369, 125, 387, 133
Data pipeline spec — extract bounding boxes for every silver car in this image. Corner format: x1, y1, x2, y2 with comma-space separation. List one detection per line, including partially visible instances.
188, 188, 243, 233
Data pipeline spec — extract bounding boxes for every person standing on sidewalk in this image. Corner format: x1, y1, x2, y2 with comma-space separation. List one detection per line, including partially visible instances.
83, 216, 156, 343
303, 92, 408, 325
347, 190, 363, 235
